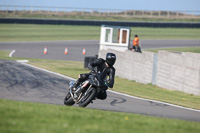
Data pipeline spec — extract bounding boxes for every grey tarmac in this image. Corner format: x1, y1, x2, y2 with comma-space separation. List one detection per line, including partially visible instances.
0, 60, 200, 122
0, 40, 199, 61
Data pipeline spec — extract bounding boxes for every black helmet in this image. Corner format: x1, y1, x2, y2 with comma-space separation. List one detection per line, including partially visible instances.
135, 35, 138, 37
106, 53, 116, 66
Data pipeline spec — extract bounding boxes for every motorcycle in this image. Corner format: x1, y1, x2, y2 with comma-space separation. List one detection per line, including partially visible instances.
64, 71, 108, 107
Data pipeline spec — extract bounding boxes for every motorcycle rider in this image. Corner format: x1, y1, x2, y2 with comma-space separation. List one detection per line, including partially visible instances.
73, 52, 116, 100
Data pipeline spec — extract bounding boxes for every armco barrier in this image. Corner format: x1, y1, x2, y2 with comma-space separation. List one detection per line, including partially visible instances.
0, 18, 200, 28
98, 49, 200, 95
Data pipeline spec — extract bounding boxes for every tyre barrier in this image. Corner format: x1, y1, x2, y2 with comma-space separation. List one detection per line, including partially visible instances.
0, 18, 200, 28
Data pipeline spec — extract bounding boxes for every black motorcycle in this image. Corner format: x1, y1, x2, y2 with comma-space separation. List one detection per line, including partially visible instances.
64, 71, 108, 107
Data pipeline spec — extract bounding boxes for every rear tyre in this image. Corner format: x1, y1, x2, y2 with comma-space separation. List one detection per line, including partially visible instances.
64, 92, 75, 106
79, 88, 96, 107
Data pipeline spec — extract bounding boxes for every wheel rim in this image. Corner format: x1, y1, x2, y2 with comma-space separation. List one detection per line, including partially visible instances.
81, 91, 92, 103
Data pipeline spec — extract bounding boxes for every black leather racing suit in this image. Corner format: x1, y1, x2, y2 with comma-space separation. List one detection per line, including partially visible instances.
78, 58, 115, 100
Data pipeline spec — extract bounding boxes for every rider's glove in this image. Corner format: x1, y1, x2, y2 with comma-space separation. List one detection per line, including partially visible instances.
91, 70, 95, 74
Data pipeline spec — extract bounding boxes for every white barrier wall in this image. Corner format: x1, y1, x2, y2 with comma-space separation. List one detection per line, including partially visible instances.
99, 49, 155, 84
98, 49, 200, 95
156, 51, 200, 95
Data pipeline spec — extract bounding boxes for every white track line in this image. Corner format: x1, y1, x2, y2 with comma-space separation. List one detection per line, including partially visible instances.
21, 62, 76, 81
108, 90, 200, 113
9, 50, 16, 57
19, 61, 200, 113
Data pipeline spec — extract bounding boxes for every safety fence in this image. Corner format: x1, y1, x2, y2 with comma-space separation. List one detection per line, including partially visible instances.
0, 5, 200, 19
1, 18, 200, 28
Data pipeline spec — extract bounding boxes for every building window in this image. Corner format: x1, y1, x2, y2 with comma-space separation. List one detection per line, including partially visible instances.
122, 30, 127, 44
112, 28, 120, 43
105, 29, 111, 42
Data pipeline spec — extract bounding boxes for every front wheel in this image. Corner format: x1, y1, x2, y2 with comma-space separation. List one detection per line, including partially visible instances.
64, 92, 75, 106
79, 88, 96, 107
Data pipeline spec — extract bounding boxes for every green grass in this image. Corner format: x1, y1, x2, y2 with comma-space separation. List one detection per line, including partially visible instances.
145, 47, 200, 53
134, 27, 200, 40
0, 99, 200, 133
0, 24, 100, 41
0, 50, 10, 58
0, 24, 200, 42
114, 78, 200, 109
0, 50, 200, 110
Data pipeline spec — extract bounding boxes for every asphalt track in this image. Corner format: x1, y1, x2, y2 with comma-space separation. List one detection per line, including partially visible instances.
0, 60, 200, 122
0, 39, 200, 61
0, 40, 200, 122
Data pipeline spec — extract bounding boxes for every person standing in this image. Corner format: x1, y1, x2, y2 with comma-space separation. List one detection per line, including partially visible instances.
133, 35, 142, 53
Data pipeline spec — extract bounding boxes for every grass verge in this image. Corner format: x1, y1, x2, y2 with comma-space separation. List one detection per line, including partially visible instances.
0, 24, 200, 42
0, 99, 200, 133
1, 50, 200, 132
0, 50, 200, 110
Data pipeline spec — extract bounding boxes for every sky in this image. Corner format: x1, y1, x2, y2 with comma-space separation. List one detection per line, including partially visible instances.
0, 0, 200, 11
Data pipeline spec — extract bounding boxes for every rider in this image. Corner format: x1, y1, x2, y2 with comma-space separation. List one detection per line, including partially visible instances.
73, 53, 116, 100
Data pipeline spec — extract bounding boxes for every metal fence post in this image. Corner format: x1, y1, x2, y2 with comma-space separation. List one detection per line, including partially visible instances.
14, 6, 16, 14
6, 6, 8, 14
176, 11, 179, 18
158, 11, 161, 17
133, 10, 135, 16
142, 10, 144, 16
31, 6, 33, 14
167, 11, 170, 18
152, 53, 158, 85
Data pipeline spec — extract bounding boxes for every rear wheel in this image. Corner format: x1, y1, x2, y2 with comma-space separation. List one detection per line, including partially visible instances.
64, 92, 75, 106
79, 88, 96, 107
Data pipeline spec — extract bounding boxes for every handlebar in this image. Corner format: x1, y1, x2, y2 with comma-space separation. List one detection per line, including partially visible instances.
90, 70, 96, 74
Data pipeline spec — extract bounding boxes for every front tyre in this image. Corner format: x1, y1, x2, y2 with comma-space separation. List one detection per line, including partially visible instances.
79, 88, 96, 107
64, 92, 75, 106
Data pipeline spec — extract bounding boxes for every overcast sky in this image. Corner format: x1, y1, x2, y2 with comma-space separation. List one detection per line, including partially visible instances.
0, 0, 200, 11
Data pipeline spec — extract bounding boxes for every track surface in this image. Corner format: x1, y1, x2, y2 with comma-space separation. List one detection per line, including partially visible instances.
0, 60, 200, 122
0, 40, 200, 122
0, 40, 200, 61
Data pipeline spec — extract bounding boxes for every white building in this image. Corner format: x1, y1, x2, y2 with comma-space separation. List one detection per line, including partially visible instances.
99, 25, 131, 52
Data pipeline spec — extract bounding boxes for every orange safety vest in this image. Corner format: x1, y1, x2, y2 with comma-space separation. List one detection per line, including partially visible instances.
133, 37, 139, 46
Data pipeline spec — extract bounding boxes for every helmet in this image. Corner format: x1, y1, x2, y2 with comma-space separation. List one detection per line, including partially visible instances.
106, 53, 116, 66
135, 35, 138, 37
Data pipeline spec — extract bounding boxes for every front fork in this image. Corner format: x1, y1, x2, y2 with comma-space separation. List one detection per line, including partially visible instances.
69, 83, 93, 104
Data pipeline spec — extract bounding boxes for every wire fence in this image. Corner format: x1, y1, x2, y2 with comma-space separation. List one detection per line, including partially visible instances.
0, 5, 200, 19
